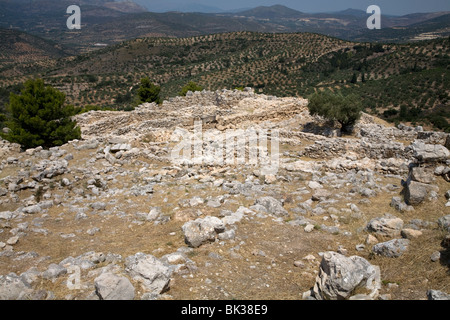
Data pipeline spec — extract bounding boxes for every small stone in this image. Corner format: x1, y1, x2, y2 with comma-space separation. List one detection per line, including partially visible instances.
22, 205, 42, 215
430, 251, 441, 262
365, 234, 378, 245
42, 264, 67, 280
308, 181, 322, 189
90, 202, 107, 211
303, 254, 316, 261
311, 189, 331, 201
6, 236, 19, 245
87, 227, 100, 235
294, 261, 305, 268
400, 228, 422, 239
337, 246, 348, 256
264, 174, 277, 184
304, 224, 315, 233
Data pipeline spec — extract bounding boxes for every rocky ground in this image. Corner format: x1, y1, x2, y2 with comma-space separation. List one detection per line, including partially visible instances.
0, 88, 449, 300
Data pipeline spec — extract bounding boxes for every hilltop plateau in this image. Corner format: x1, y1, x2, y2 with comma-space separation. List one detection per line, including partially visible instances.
0, 88, 449, 300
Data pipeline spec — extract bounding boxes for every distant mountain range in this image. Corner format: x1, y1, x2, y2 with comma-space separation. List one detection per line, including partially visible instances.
0, 1, 449, 53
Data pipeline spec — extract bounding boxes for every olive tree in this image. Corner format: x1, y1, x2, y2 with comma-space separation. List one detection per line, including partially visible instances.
307, 91, 363, 133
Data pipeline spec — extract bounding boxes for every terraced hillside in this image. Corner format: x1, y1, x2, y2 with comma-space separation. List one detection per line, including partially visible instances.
0, 32, 449, 130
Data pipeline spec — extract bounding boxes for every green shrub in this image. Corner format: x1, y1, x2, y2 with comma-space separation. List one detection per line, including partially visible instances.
179, 81, 203, 96
1, 78, 81, 149
75, 105, 113, 114
307, 91, 363, 133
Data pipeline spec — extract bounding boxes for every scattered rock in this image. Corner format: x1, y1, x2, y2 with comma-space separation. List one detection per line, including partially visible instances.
90, 202, 107, 211
254, 196, 288, 217
182, 216, 225, 248
372, 239, 410, 258
410, 167, 435, 184
94, 272, 135, 300
308, 181, 322, 190
6, 236, 19, 245
427, 290, 450, 300
308, 251, 381, 300
390, 196, 414, 212
366, 215, 404, 237
410, 141, 450, 163
400, 229, 422, 239
438, 215, 450, 232
0, 273, 32, 300
365, 234, 378, 245
22, 205, 42, 215
404, 180, 439, 206
0, 211, 13, 220
311, 189, 332, 201
41, 264, 67, 280
264, 174, 277, 184
125, 252, 172, 295
430, 251, 440, 262
32, 160, 69, 182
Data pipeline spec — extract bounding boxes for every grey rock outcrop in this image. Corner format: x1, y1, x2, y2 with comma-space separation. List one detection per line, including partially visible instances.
182, 216, 225, 248
366, 215, 404, 237
410, 141, 450, 163
94, 272, 135, 300
125, 253, 172, 294
372, 239, 410, 258
0, 273, 32, 300
427, 289, 450, 300
437, 215, 450, 232
32, 160, 69, 182
390, 196, 414, 212
403, 180, 439, 206
410, 167, 435, 184
309, 252, 381, 300
253, 196, 288, 217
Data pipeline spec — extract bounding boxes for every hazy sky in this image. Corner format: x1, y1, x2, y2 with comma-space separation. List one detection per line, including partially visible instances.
140, 0, 450, 15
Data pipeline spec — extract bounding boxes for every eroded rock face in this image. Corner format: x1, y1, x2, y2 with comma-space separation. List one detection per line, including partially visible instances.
311, 252, 381, 300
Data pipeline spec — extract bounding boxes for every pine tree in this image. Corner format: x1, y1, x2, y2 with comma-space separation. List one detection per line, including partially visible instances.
1, 78, 81, 149
136, 77, 161, 104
